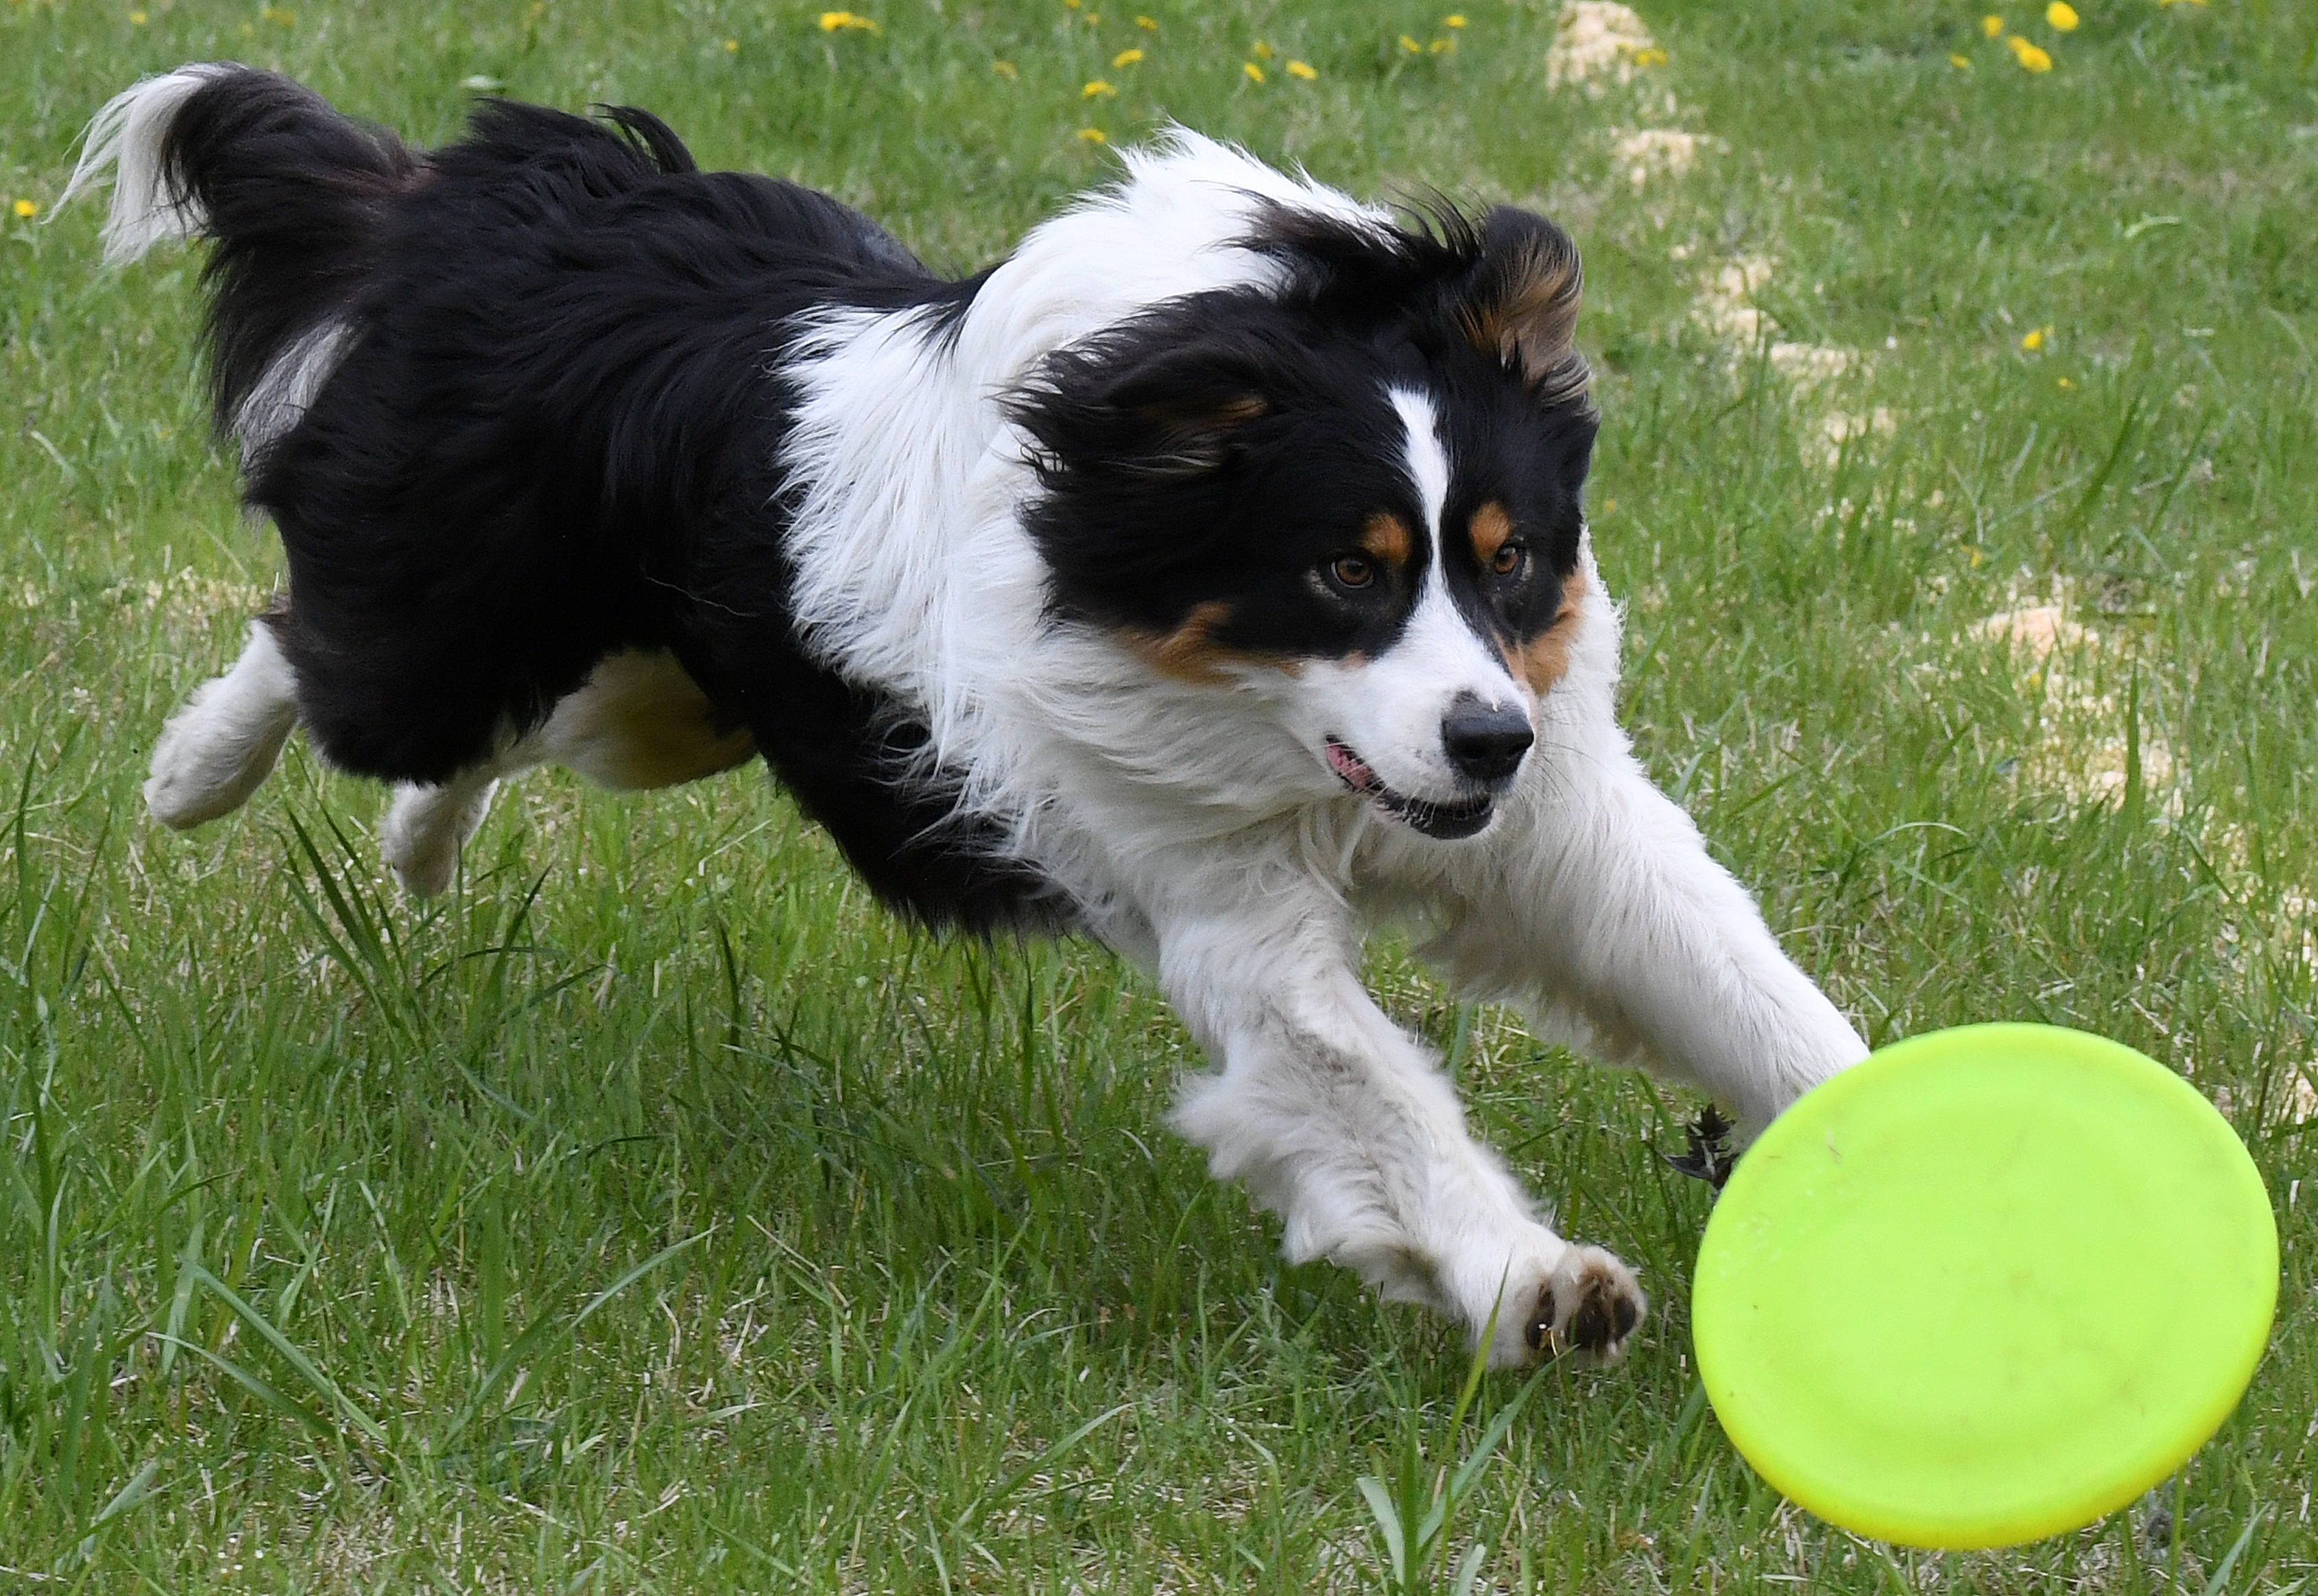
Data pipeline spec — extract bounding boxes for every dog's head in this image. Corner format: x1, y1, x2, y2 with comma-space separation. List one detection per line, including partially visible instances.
1013, 202, 1597, 839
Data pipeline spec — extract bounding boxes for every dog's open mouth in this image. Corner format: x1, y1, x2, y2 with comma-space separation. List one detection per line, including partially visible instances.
1325, 737, 1496, 840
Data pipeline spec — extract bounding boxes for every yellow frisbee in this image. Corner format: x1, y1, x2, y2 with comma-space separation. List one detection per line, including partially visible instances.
1692, 1024, 2277, 1550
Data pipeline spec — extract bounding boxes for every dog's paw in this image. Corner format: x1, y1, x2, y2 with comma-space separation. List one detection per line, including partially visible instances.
379, 780, 497, 896
145, 697, 295, 830
1661, 1104, 1737, 1189
1521, 1246, 1646, 1364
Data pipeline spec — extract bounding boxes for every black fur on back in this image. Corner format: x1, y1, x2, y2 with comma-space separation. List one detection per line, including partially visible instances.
158, 69, 1055, 932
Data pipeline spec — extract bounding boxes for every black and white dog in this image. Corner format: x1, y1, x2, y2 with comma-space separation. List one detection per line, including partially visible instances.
69, 66, 1867, 1366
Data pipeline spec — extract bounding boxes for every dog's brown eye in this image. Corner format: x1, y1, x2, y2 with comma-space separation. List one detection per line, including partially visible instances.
1491, 543, 1525, 579
1329, 554, 1376, 590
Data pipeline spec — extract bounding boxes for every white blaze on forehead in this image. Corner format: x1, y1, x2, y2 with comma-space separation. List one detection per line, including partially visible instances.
1389, 387, 1451, 539
1339, 389, 1526, 769
1288, 389, 1530, 806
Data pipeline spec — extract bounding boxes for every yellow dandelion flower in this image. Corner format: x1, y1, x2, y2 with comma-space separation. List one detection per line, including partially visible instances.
1084, 11, 1099, 22
724, 37, 738, 51
2007, 34, 2053, 69
1136, 14, 1158, 27
1632, 45, 1666, 64
130, 8, 147, 21
1950, 51, 1972, 66
817, 10, 879, 31
1981, 13, 2004, 35
1112, 47, 1143, 66
992, 58, 1018, 77
2046, 1, 2078, 28
1428, 35, 1454, 53
1082, 78, 1116, 97
260, 4, 293, 23
1065, 0, 1079, 9
1968, 547, 1984, 568
1252, 38, 1274, 58
2057, 376, 2075, 388
1286, 58, 1317, 78
2020, 326, 2051, 351
1398, 33, 1422, 52
12, 198, 36, 218
1076, 126, 1107, 143
1243, 60, 1265, 82
1443, 12, 1466, 25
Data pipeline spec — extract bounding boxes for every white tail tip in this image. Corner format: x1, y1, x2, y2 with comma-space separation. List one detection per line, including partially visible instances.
57, 62, 239, 265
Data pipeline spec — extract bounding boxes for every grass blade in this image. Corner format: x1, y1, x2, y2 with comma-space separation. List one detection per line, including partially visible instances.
951, 1402, 1131, 1536
73, 1457, 162, 1560
1450, 1538, 1490, 1596
184, 1264, 385, 1446
149, 1333, 334, 1441
438, 1230, 710, 1452
1356, 1475, 1408, 1582
2201, 1509, 2264, 1596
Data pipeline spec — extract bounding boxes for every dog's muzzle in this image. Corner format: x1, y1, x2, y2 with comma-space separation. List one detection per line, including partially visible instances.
1325, 736, 1498, 839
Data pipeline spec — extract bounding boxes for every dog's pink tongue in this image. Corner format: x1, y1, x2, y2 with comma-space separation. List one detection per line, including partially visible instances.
1326, 740, 1378, 791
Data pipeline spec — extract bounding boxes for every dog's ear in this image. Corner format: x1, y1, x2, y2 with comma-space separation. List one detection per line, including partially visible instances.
1101, 346, 1273, 477
1456, 206, 1590, 410
1013, 333, 1273, 484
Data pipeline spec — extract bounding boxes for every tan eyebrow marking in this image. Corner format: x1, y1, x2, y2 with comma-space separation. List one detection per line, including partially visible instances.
1470, 501, 1514, 566
1359, 511, 1413, 567
1120, 602, 1302, 683
1504, 567, 1588, 697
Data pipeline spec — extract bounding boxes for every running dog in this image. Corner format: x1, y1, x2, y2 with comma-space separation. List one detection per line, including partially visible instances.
66, 66, 1867, 1366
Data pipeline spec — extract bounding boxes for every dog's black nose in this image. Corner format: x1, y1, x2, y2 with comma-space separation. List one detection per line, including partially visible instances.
1441, 695, 1533, 783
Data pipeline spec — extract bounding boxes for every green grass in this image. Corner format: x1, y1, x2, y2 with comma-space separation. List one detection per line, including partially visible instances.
2, 0, 2314, 1587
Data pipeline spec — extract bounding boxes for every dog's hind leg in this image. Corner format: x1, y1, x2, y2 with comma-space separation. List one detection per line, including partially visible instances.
377, 652, 754, 897
379, 770, 505, 897
145, 620, 301, 829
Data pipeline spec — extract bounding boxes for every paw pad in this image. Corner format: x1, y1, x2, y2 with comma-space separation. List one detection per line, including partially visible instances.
1523, 1256, 1645, 1359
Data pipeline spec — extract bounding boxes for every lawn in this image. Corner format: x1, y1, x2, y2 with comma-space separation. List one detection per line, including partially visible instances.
1, 0, 2313, 1588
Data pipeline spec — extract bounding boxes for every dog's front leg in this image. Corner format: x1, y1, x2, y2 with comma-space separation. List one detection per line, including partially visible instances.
1431, 741, 1870, 1143
1155, 888, 1645, 1366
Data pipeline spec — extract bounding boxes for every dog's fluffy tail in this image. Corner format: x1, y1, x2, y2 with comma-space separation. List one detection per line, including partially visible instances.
62, 63, 418, 442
